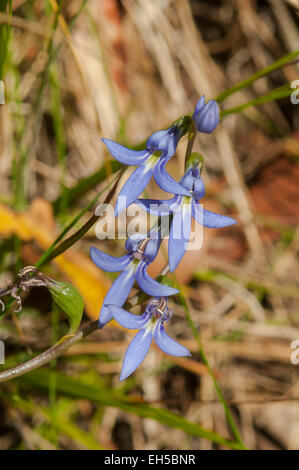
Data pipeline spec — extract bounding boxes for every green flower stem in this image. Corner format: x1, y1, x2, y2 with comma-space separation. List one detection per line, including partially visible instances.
184, 121, 197, 164
177, 291, 246, 450
216, 49, 299, 103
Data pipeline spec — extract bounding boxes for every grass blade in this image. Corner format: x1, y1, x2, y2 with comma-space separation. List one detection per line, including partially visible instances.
0, 0, 12, 79
18, 369, 244, 450
176, 291, 246, 449
220, 83, 294, 118
216, 49, 299, 103
52, 160, 123, 214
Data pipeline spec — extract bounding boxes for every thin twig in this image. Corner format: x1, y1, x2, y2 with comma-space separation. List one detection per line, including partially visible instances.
0, 321, 98, 383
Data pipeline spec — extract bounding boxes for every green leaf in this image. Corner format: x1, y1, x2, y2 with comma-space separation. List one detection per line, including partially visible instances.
48, 281, 84, 334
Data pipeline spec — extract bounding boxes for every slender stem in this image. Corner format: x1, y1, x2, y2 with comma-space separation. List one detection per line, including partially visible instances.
177, 292, 246, 449
0, 262, 169, 382
155, 245, 245, 447
184, 121, 196, 165
216, 49, 299, 103
0, 321, 98, 383
220, 83, 294, 118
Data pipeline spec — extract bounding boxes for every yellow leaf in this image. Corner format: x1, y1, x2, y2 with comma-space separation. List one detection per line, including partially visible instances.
0, 200, 109, 320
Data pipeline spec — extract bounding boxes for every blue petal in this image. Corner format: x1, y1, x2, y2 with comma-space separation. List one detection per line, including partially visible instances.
181, 167, 193, 178
154, 322, 191, 356
136, 197, 179, 215
146, 128, 180, 160
147, 129, 170, 151
143, 235, 161, 263
90, 247, 130, 272
125, 233, 147, 254
180, 171, 194, 192
136, 262, 179, 296
192, 202, 236, 228
168, 202, 192, 272
161, 128, 180, 159
192, 96, 205, 119
125, 231, 161, 261
154, 159, 191, 197
193, 100, 220, 134
120, 328, 153, 380
115, 162, 154, 216
106, 304, 150, 329
102, 138, 148, 165
98, 264, 136, 328
179, 170, 205, 199
193, 176, 205, 199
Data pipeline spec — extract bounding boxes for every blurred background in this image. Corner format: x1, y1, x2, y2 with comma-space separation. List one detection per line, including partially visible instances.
0, 0, 299, 450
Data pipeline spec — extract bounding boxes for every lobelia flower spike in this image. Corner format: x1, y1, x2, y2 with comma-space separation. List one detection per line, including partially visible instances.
90, 230, 179, 328
192, 96, 220, 134
102, 116, 193, 216
136, 153, 236, 272
107, 297, 191, 381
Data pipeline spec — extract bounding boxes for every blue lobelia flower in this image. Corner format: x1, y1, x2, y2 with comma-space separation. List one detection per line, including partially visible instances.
102, 118, 192, 216
136, 154, 236, 272
107, 297, 191, 380
90, 232, 179, 328
192, 96, 220, 134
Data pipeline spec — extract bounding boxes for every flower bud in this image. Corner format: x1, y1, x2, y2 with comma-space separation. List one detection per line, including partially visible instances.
48, 280, 84, 334
193, 99, 220, 134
